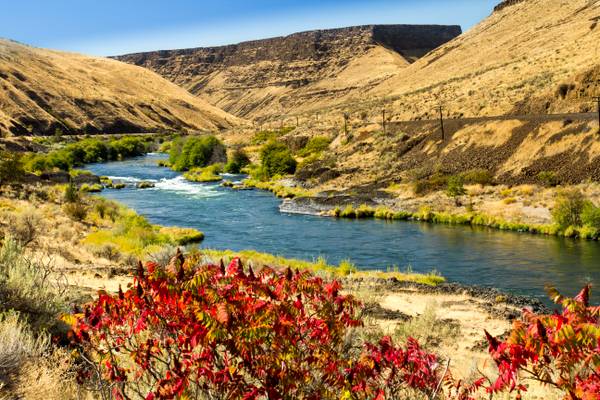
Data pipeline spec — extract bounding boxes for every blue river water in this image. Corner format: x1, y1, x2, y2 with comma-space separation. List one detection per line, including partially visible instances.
86, 154, 600, 304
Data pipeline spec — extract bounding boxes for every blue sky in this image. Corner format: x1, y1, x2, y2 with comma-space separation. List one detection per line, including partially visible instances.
1, 0, 498, 56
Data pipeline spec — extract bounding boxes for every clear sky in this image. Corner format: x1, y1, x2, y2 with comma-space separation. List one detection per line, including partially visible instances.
1, 0, 499, 56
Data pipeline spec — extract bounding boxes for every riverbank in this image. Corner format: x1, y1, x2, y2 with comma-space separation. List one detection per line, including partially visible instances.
258, 178, 600, 241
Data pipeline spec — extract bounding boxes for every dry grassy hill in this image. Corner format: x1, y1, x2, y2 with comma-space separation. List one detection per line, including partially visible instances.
363, 0, 600, 121
0, 39, 240, 136
115, 25, 462, 121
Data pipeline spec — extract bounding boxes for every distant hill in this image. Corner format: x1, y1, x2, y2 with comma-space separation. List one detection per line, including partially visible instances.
115, 25, 462, 120
0, 39, 240, 136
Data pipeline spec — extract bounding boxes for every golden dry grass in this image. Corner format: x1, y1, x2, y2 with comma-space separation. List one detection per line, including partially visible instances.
0, 39, 241, 136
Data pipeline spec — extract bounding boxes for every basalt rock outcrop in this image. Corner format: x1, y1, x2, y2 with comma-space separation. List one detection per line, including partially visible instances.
115, 25, 461, 119
494, 0, 528, 12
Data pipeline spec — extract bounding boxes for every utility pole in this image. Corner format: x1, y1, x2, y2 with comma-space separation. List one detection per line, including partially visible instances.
438, 105, 445, 141
593, 96, 600, 133
382, 108, 386, 135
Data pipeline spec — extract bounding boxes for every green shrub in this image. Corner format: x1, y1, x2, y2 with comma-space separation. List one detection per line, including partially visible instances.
355, 204, 375, 218
23, 137, 148, 173
223, 149, 250, 173
413, 174, 448, 196
69, 169, 93, 177
0, 238, 65, 328
169, 136, 226, 171
446, 175, 466, 201
84, 210, 204, 257
251, 127, 294, 145
461, 169, 494, 185
63, 202, 88, 221
551, 190, 587, 229
337, 259, 357, 276
184, 164, 223, 182
537, 171, 559, 187
260, 141, 297, 178
64, 182, 79, 203
339, 205, 356, 218
80, 183, 103, 193
298, 136, 331, 157
0, 151, 25, 185
581, 202, 600, 229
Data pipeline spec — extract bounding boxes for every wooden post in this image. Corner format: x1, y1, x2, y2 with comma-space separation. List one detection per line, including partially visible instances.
296, 116, 299, 128
438, 105, 445, 141
382, 108, 386, 134
594, 96, 600, 133
343, 112, 349, 135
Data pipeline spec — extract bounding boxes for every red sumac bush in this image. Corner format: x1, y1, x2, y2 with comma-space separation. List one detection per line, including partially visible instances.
70, 250, 442, 399
484, 285, 600, 400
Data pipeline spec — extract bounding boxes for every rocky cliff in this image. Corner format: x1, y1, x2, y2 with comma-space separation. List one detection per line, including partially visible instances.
493, 0, 527, 12
115, 25, 461, 119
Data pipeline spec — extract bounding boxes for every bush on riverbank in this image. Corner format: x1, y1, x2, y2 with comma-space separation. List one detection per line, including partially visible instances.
84, 206, 204, 258
23, 136, 149, 173
243, 177, 312, 198
551, 189, 600, 239
183, 163, 223, 182
169, 136, 226, 171
223, 149, 250, 173
259, 140, 297, 178
332, 204, 574, 238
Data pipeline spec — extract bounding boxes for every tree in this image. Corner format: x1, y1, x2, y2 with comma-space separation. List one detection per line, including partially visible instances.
446, 176, 466, 206
260, 141, 297, 177
552, 189, 588, 229
223, 149, 250, 173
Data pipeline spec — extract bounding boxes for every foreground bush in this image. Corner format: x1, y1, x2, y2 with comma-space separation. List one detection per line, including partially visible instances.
0, 237, 65, 328
71, 252, 442, 399
483, 285, 600, 400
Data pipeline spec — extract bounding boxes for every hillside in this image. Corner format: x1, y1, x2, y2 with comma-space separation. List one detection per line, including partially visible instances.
362, 0, 600, 121
115, 25, 462, 120
0, 39, 240, 136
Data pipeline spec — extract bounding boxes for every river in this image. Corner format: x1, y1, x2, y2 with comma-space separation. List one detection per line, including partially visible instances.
86, 154, 600, 304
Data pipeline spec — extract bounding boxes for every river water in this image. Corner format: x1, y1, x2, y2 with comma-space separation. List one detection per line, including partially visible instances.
86, 154, 600, 304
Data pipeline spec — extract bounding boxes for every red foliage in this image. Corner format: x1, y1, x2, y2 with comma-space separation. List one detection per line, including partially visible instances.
70, 250, 442, 399
484, 285, 600, 400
